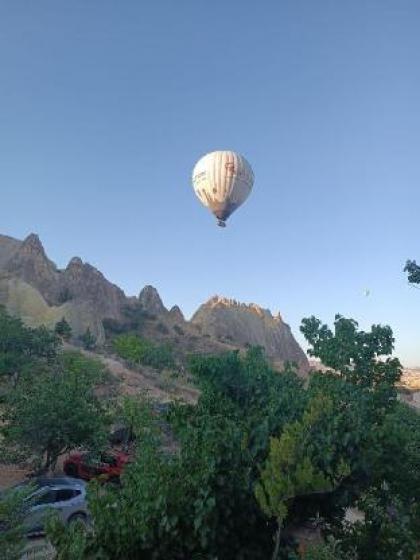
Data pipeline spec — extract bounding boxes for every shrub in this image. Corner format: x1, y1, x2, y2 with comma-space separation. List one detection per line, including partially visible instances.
54, 317, 72, 341
0, 306, 60, 382
78, 327, 96, 350
2, 351, 109, 472
113, 334, 175, 371
0, 484, 35, 560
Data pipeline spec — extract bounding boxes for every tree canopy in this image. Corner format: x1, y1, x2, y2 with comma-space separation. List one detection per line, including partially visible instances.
0, 305, 417, 559
2, 351, 109, 472
0, 305, 59, 382
404, 259, 420, 285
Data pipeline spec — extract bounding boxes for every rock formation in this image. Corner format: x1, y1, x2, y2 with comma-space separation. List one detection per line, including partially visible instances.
0, 233, 308, 371
192, 296, 308, 370
138, 285, 166, 316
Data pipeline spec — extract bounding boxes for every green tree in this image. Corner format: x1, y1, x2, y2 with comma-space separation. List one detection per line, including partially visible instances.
255, 394, 350, 560
0, 484, 34, 560
2, 351, 108, 472
45, 514, 89, 560
339, 486, 419, 560
189, 347, 305, 462
404, 259, 420, 285
297, 538, 354, 560
375, 402, 420, 502
0, 306, 59, 382
54, 317, 72, 341
113, 333, 174, 371
300, 315, 401, 404
78, 327, 96, 350
50, 391, 269, 559
44, 334, 420, 559
301, 315, 420, 557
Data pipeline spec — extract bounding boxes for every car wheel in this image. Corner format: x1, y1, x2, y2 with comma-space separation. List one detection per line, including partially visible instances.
64, 463, 78, 477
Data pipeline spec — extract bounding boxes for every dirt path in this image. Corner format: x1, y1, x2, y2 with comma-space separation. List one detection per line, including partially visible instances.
74, 346, 199, 404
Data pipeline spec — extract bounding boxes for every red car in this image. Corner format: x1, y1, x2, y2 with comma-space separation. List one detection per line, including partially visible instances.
63, 451, 130, 482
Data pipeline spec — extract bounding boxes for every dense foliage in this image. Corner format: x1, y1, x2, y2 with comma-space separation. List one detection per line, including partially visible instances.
113, 333, 175, 371
404, 259, 420, 285
0, 308, 109, 474
301, 314, 402, 393
0, 306, 418, 558
0, 305, 59, 383
255, 394, 350, 560
1, 351, 109, 471
49, 317, 419, 559
0, 484, 34, 560
54, 317, 72, 341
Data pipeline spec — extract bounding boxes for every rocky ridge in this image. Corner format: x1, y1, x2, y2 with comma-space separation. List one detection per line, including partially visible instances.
192, 296, 308, 368
0, 233, 309, 371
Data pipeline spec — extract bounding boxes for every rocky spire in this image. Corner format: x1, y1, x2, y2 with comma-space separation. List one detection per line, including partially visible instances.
169, 304, 185, 322
21, 233, 45, 253
138, 285, 167, 315
5, 233, 59, 304
66, 256, 84, 269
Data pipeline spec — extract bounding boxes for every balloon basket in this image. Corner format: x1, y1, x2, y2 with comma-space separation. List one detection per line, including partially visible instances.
217, 220, 226, 228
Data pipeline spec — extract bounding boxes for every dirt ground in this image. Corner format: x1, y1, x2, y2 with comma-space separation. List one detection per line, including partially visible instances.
0, 463, 29, 490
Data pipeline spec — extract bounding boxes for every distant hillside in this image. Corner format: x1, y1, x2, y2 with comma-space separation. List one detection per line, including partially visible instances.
0, 233, 309, 372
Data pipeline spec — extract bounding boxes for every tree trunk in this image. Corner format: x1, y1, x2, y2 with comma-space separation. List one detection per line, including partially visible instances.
272, 521, 282, 560
43, 447, 58, 474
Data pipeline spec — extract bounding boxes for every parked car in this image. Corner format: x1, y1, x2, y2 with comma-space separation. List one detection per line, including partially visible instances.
63, 450, 130, 482
4, 476, 89, 537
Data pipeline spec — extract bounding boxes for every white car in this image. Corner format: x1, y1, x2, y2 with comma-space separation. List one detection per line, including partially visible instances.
19, 476, 89, 536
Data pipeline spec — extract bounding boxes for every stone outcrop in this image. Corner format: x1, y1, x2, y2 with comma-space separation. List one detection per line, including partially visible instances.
138, 285, 167, 316
61, 257, 126, 319
168, 305, 185, 323
0, 234, 124, 341
0, 233, 308, 372
4, 234, 59, 304
191, 296, 309, 370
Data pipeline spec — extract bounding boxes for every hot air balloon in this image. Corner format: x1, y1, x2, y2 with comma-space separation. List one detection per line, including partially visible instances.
192, 150, 254, 227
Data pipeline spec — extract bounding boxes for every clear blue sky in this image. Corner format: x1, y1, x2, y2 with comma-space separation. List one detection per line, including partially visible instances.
1, 1, 419, 365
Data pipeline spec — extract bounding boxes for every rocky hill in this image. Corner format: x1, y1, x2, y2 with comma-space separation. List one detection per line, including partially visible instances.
192, 296, 308, 368
0, 233, 125, 343
0, 233, 309, 371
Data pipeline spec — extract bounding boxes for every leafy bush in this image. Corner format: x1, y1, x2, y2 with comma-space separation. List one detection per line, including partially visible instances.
255, 394, 350, 560
338, 487, 419, 560
113, 334, 175, 371
0, 484, 35, 560
0, 306, 59, 382
54, 317, 72, 341
297, 538, 354, 560
46, 512, 89, 560
44, 316, 420, 559
2, 351, 109, 472
78, 327, 96, 350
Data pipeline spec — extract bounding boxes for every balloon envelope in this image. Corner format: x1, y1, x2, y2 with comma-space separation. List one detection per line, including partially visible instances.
192, 150, 254, 226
